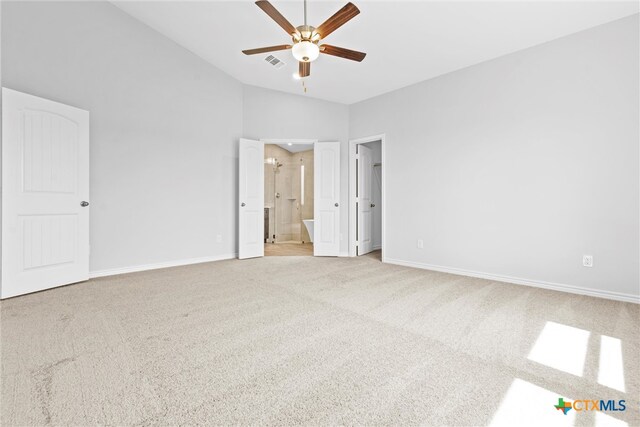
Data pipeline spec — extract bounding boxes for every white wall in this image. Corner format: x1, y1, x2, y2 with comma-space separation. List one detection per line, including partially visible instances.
349, 15, 640, 301
1, 1, 243, 273
243, 85, 350, 254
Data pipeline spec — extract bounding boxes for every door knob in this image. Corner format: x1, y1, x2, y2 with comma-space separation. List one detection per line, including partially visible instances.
241, 202, 246, 207
371, 203, 375, 208
335, 203, 339, 207
80, 201, 89, 207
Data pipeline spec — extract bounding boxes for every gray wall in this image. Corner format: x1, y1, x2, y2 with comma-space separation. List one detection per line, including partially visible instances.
2, 1, 243, 272
350, 15, 640, 299
243, 85, 350, 254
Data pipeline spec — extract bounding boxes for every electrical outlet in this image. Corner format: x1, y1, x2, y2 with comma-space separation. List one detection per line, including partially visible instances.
216, 234, 223, 243
417, 239, 424, 249
583, 255, 593, 268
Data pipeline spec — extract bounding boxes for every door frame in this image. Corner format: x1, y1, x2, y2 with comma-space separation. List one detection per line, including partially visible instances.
349, 134, 386, 260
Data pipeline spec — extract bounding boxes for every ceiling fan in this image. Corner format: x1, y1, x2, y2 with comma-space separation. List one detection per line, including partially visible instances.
242, 0, 366, 78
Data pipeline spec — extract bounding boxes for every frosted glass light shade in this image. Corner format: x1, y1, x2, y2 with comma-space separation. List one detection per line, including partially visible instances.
292, 41, 319, 62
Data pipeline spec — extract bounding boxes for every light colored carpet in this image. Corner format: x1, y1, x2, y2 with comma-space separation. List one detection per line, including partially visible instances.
1, 254, 638, 426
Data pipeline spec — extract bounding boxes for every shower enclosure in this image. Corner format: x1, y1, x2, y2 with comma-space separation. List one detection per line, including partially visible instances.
264, 145, 313, 244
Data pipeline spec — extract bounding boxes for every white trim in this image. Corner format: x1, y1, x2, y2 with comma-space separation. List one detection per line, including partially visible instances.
373, 245, 382, 251
349, 134, 386, 259
385, 257, 640, 304
90, 254, 237, 279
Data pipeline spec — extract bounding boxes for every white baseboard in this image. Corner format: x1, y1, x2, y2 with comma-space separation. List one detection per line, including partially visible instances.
90, 253, 237, 279
339, 251, 349, 257
384, 258, 639, 304
373, 245, 382, 250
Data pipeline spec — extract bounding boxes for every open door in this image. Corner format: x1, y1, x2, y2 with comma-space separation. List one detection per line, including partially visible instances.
2, 88, 90, 299
238, 138, 264, 259
357, 144, 373, 255
314, 141, 340, 256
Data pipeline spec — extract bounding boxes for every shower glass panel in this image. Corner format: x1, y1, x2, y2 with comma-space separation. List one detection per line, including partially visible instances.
273, 161, 302, 242
264, 145, 313, 244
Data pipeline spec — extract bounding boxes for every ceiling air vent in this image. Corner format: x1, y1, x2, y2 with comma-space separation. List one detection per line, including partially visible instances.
264, 54, 286, 69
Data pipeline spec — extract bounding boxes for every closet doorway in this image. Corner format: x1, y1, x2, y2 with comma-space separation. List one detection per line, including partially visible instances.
349, 134, 385, 260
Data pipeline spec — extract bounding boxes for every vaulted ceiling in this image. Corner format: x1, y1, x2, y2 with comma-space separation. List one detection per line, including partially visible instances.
113, 1, 639, 104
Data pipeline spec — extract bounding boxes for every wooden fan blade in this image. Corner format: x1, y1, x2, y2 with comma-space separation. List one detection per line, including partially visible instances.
320, 45, 366, 62
242, 45, 292, 55
255, 1, 297, 35
315, 2, 360, 39
299, 61, 310, 77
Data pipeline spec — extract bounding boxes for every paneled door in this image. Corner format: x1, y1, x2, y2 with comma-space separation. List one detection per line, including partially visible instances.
314, 141, 340, 256
2, 88, 90, 299
357, 144, 373, 255
238, 138, 264, 259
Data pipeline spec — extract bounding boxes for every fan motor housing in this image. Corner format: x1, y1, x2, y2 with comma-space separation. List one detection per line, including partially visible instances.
293, 25, 318, 43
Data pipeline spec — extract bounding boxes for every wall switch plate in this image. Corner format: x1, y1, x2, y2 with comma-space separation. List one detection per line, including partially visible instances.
216, 234, 223, 243
417, 239, 424, 249
583, 255, 593, 268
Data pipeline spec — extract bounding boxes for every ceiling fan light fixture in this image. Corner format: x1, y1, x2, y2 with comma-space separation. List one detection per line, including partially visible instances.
292, 41, 319, 62
243, 1, 365, 78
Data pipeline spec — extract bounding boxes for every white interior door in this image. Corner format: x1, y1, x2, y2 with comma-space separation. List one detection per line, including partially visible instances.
238, 138, 264, 259
1, 88, 90, 299
357, 144, 373, 255
314, 141, 340, 256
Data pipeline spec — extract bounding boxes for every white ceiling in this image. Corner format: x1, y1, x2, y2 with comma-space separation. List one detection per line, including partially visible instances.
274, 142, 314, 153
113, 1, 639, 104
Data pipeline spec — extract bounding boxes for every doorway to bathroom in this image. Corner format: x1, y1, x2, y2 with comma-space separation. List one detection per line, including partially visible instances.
239, 138, 340, 259
264, 141, 315, 256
